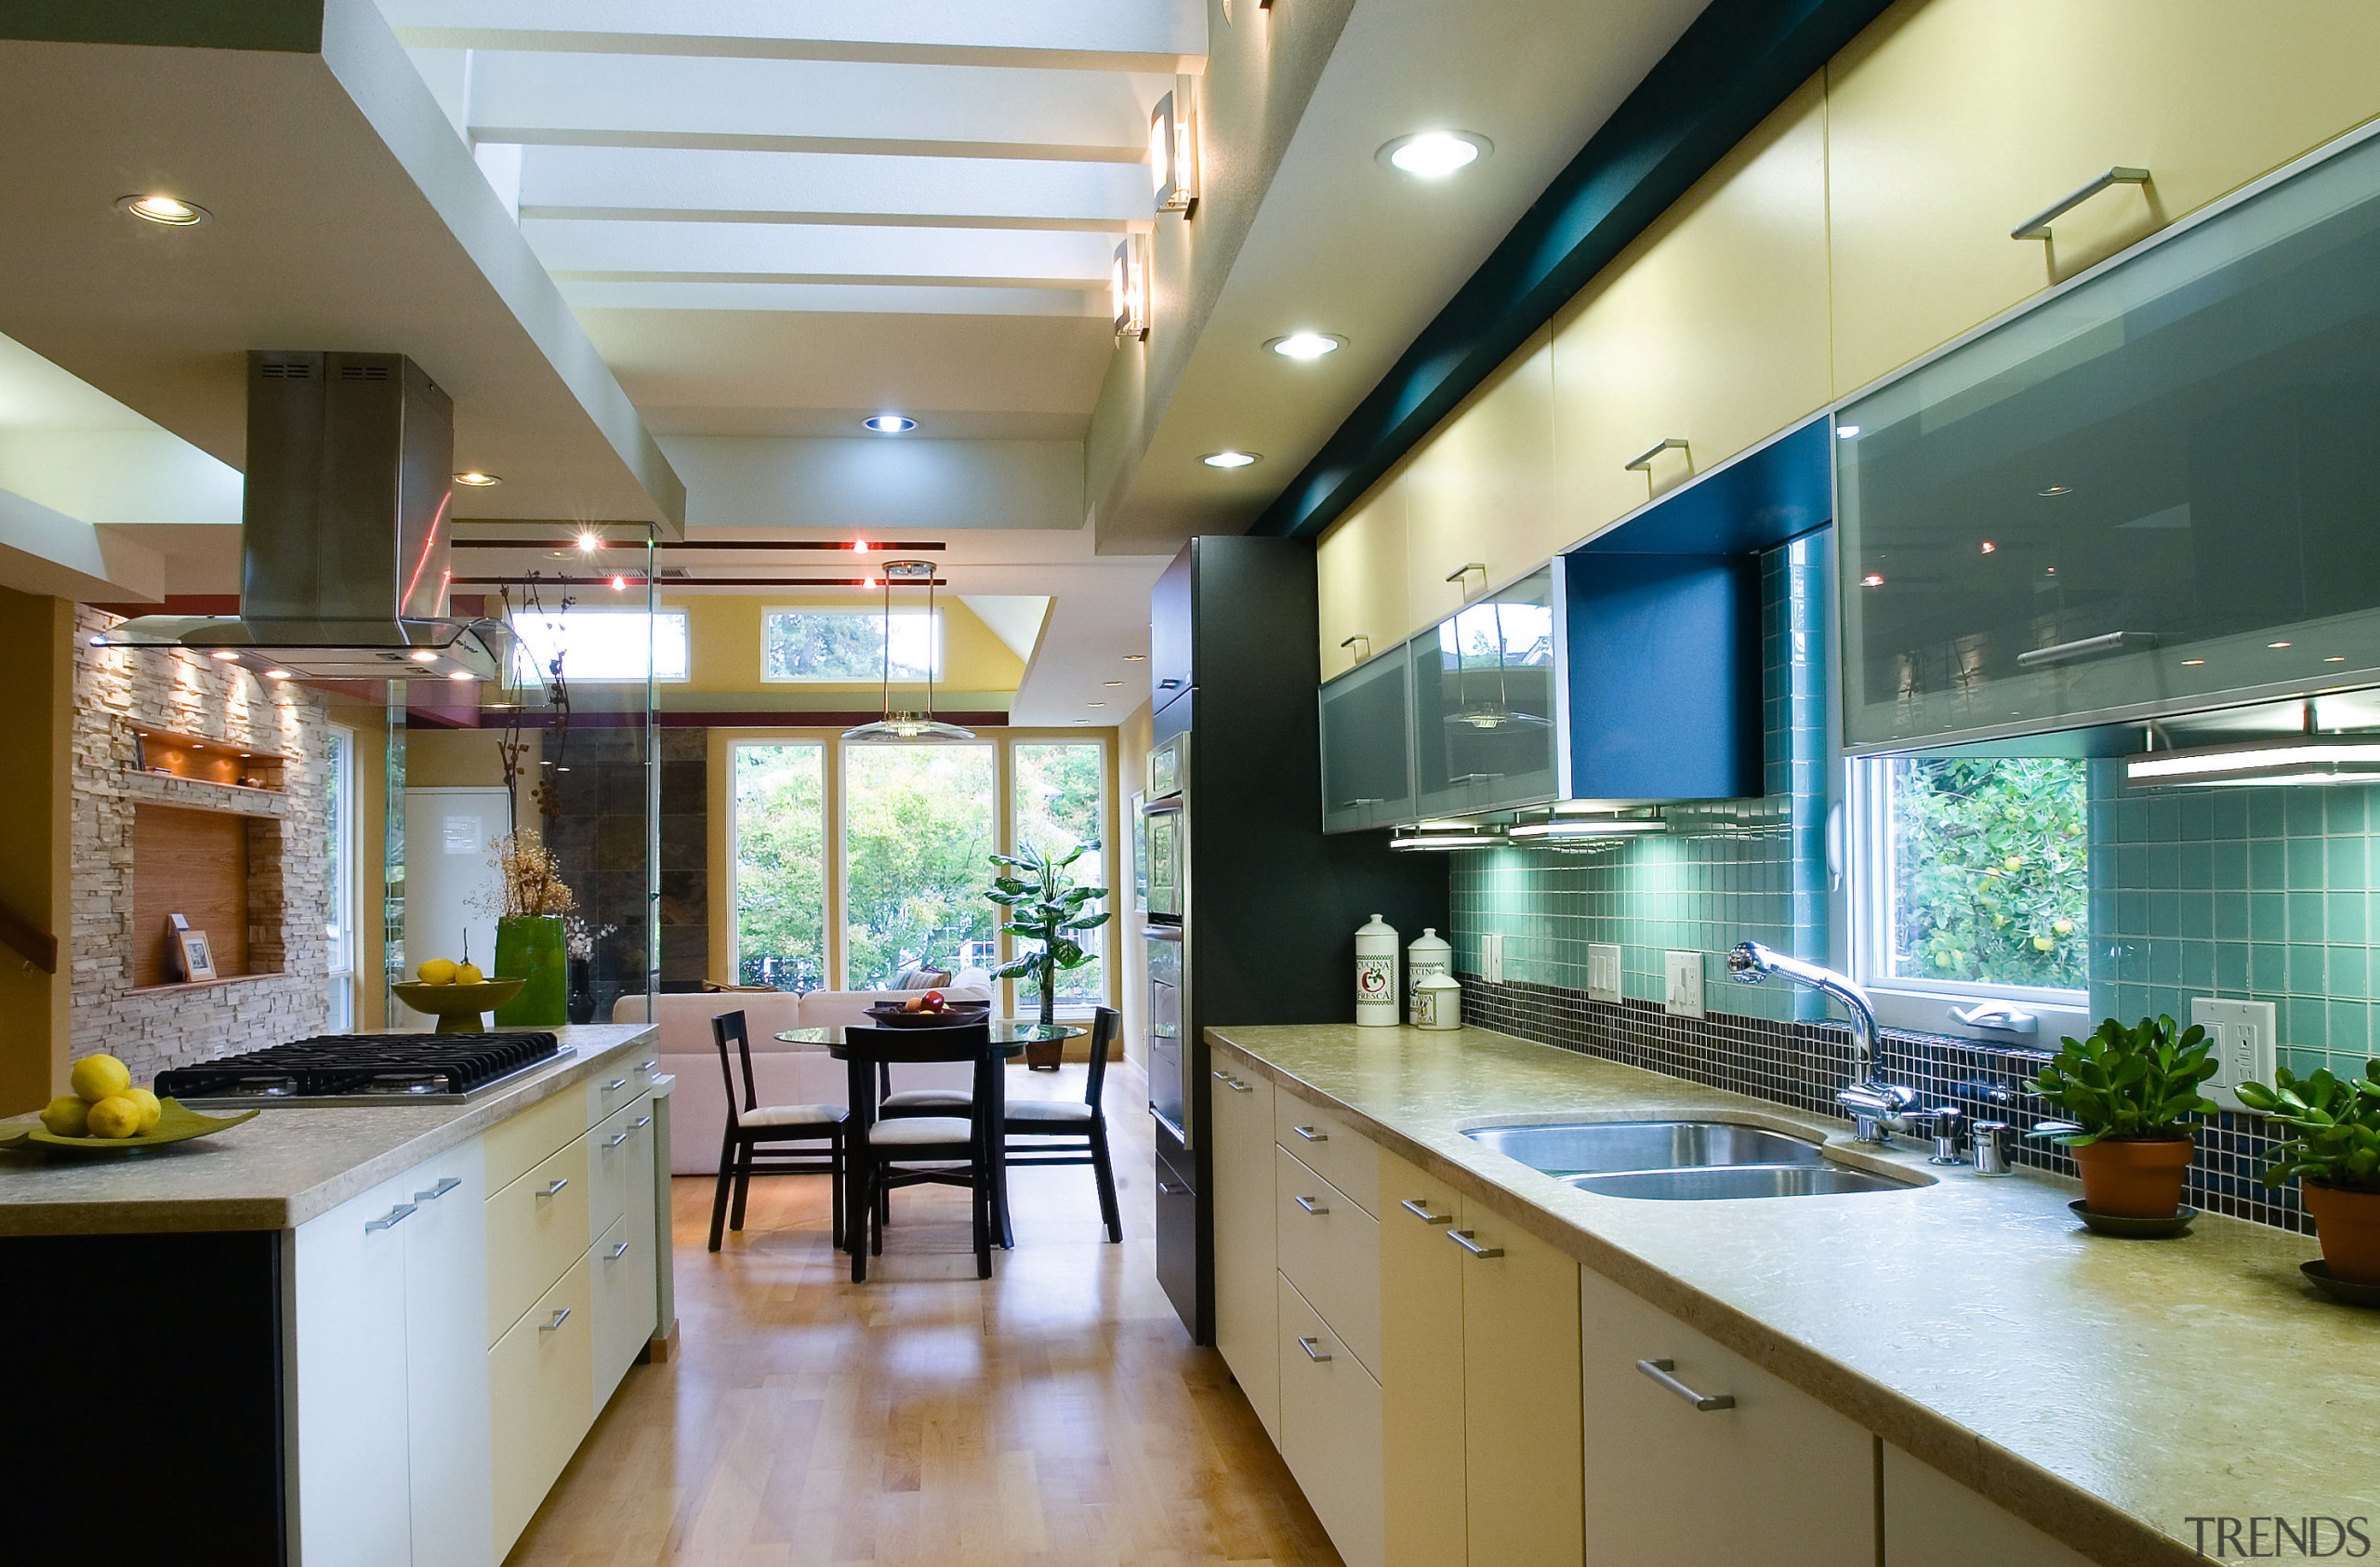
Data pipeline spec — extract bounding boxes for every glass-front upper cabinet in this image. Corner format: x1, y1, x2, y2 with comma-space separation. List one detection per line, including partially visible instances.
1411, 569, 1560, 817
1838, 126, 2380, 751
1318, 645, 1414, 834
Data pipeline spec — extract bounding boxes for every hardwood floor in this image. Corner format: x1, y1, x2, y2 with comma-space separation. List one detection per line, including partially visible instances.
509, 1063, 1342, 1566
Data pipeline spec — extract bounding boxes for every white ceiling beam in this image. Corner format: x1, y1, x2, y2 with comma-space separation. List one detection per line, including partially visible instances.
557, 282, 1104, 317
461, 53, 1163, 162
379, 0, 1206, 71
522, 219, 1114, 282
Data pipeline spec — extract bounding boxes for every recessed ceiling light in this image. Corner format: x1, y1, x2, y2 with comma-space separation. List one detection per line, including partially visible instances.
453, 471, 502, 487
2182, 658, 2206, 666
1268, 332, 1345, 361
118, 193, 209, 226
1860, 574, 1885, 588
1122, 654, 1145, 661
2037, 485, 2072, 497
2326, 655, 2348, 663
1089, 702, 1107, 709
407, 649, 440, 663
576, 530, 603, 552
1378, 130, 1492, 179
1834, 424, 1860, 439
447, 671, 474, 682
2269, 641, 2294, 649
1202, 450, 1261, 469
210, 650, 240, 660
1103, 680, 1123, 686
264, 669, 292, 680
864, 415, 918, 433
1979, 541, 1996, 553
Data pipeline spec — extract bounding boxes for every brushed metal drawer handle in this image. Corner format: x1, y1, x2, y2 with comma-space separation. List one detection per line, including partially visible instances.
602, 1078, 628, 1092
1446, 1228, 1502, 1258
636, 1059, 657, 1072
1157, 1180, 1190, 1195
2011, 166, 2151, 241
1400, 1197, 1452, 1224
605, 1131, 630, 1149
1291, 1125, 1327, 1143
364, 1202, 416, 1233
1637, 1358, 1736, 1411
539, 1308, 572, 1333
538, 1177, 569, 1198
415, 1176, 462, 1202
1294, 1194, 1329, 1215
1297, 1335, 1332, 1362
1624, 437, 1689, 472
631, 1116, 653, 1129
608, 1241, 630, 1260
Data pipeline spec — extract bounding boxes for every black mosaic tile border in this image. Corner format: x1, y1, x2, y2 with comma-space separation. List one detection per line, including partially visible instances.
1457, 973, 2309, 1233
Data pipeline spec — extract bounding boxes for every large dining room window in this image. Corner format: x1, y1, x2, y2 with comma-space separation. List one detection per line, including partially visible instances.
841, 743, 999, 990
1012, 741, 1107, 1012
732, 742, 827, 991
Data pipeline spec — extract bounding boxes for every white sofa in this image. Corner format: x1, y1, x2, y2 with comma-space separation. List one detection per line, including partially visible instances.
614, 988, 990, 1174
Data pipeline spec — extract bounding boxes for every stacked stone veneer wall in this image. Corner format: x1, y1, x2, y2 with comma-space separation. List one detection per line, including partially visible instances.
72, 608, 330, 1081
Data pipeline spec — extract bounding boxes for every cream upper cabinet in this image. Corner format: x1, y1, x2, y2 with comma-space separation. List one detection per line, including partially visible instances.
1211, 1056, 1280, 1441
1378, 1150, 1468, 1567
1317, 484, 1411, 681
1552, 73, 1831, 541
1454, 1199, 1585, 1567
1579, 1266, 1873, 1567
1404, 329, 1557, 630
1880, 1442, 2095, 1567
1828, 0, 2380, 394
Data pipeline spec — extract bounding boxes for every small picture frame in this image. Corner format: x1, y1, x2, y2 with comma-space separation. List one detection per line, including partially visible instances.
175, 928, 218, 983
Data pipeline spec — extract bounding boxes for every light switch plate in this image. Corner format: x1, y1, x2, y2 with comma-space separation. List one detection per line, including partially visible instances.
1588, 943, 1622, 1003
1664, 950, 1704, 1018
1483, 933, 1505, 984
2192, 997, 2277, 1112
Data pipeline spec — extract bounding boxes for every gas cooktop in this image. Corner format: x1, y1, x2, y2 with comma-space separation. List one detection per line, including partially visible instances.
156, 1031, 570, 1108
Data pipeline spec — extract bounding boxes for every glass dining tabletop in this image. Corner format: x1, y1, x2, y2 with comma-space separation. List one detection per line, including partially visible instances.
774, 1019, 1087, 1052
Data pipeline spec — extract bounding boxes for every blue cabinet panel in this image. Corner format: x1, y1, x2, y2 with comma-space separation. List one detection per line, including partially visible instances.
1563, 553, 1763, 802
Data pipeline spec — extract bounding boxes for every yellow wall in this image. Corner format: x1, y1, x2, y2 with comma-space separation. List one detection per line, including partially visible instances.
0, 591, 72, 1111
662, 593, 1025, 707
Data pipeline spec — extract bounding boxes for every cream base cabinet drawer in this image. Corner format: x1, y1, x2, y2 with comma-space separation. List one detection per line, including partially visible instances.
588, 1092, 652, 1246
1275, 1145, 1382, 1375
1457, 1202, 1583, 1567
1881, 1443, 2094, 1567
292, 1167, 418, 1567
491, 1254, 595, 1560
591, 1116, 658, 1410
1274, 1096, 1379, 1217
1579, 1266, 1872, 1567
1378, 1150, 1468, 1567
487, 1135, 589, 1342
1210, 1056, 1280, 1442
1279, 1274, 1386, 1567
400, 1143, 494, 1567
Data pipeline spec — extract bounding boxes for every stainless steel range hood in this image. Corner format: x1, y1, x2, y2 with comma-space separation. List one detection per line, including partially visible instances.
98, 351, 506, 682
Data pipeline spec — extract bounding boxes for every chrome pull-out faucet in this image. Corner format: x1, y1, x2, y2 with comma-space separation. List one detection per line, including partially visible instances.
1726, 941, 1921, 1145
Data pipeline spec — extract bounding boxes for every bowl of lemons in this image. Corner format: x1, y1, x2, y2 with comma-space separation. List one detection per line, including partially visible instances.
391, 958, 526, 1034
1, 1053, 258, 1155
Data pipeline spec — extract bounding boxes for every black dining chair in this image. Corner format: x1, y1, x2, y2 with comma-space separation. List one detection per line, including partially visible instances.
708, 1010, 849, 1254
999, 1006, 1123, 1243
840, 1022, 1000, 1281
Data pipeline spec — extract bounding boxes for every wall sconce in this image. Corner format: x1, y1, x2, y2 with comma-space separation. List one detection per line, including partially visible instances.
1151, 86, 1197, 217
1112, 234, 1149, 341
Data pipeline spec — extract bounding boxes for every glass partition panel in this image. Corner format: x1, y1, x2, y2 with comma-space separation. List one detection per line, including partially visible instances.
841, 743, 997, 989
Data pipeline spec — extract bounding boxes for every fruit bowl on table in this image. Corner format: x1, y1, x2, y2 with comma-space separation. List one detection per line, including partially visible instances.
391, 978, 527, 1033
0, 1099, 259, 1155
864, 1000, 992, 1029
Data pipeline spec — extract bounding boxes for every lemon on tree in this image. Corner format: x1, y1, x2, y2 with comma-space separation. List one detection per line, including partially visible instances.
70, 1053, 131, 1104
86, 1096, 145, 1139
39, 1096, 89, 1137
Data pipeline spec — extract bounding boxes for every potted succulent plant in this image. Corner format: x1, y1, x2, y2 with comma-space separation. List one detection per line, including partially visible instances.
2033, 1015, 2220, 1219
2236, 1061, 2380, 1286
989, 839, 1108, 1069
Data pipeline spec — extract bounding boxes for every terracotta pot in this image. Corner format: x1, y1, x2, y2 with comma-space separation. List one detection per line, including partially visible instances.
2069, 1135, 2195, 1219
2302, 1181, 2380, 1285
1023, 1037, 1064, 1071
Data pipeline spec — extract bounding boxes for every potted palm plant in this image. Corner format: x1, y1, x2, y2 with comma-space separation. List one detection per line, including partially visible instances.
989, 839, 1108, 1069
2237, 1061, 2380, 1287
2033, 1015, 2220, 1219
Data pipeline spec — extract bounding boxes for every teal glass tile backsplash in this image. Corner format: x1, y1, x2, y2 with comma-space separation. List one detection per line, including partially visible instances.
1450, 535, 1831, 1023
2091, 764, 2380, 1077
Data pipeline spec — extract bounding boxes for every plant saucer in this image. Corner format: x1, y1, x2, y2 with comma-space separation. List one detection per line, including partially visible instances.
2302, 1260, 2380, 1308
2069, 1199, 2196, 1239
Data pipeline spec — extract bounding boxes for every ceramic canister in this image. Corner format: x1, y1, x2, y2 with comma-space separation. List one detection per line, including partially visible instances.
1355, 912, 1400, 1026
1407, 927, 1452, 1021
1414, 973, 1463, 1030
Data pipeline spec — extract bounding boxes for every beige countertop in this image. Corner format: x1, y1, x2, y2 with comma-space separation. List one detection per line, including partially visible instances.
0, 1024, 660, 1235
1208, 1022, 2377, 1567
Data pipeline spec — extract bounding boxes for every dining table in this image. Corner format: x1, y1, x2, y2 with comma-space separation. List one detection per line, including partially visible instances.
775, 1019, 1088, 1249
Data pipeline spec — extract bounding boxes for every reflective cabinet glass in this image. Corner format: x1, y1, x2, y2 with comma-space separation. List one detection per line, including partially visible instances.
1411, 570, 1560, 817
1319, 647, 1414, 834
1838, 127, 2380, 751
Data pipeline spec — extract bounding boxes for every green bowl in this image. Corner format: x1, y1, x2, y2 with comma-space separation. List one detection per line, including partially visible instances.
392, 978, 529, 1033
0, 1098, 259, 1155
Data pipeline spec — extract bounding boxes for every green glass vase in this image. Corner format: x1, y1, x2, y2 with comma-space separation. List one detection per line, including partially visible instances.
493, 914, 568, 1028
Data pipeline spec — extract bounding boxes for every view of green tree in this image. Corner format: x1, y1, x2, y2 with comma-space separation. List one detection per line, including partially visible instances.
1887, 756, 2088, 989
734, 744, 826, 989
764, 609, 937, 682
844, 744, 997, 989
1012, 743, 1105, 1006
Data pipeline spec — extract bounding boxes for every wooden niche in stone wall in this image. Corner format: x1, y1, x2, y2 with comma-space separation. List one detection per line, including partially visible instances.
131, 803, 272, 989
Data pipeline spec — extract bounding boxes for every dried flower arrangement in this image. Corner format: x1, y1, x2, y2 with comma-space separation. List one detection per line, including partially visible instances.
564, 914, 617, 962
470, 830, 577, 920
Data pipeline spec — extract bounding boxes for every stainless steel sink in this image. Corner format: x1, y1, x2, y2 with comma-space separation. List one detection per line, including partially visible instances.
1462, 1120, 1828, 1175
1563, 1164, 1913, 1201
1461, 1119, 1917, 1200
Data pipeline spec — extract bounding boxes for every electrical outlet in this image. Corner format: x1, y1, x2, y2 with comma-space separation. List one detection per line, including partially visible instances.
2192, 997, 2278, 1112
1664, 950, 1704, 1018
1588, 943, 1622, 1003
1483, 933, 1505, 984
